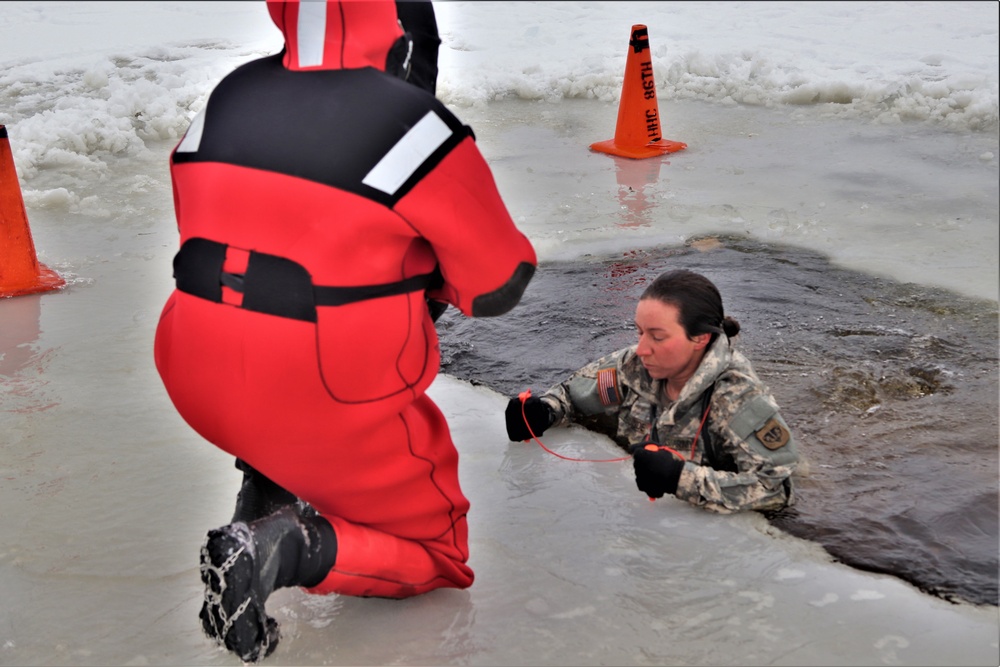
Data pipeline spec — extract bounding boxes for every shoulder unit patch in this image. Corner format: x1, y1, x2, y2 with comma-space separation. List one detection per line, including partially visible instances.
755, 417, 790, 450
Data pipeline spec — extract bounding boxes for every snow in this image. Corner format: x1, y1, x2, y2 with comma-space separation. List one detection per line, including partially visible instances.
0, 2, 997, 665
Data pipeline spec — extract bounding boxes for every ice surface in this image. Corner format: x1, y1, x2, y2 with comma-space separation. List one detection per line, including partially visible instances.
0, 2, 997, 665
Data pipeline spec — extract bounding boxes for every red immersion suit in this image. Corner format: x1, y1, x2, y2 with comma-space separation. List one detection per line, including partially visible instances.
154, 0, 536, 598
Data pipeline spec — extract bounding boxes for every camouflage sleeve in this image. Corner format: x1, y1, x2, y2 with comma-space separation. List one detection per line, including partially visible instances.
674, 393, 799, 513
539, 348, 630, 427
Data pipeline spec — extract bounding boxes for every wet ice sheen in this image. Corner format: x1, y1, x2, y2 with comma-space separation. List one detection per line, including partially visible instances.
1, 2, 997, 663
1, 100, 997, 663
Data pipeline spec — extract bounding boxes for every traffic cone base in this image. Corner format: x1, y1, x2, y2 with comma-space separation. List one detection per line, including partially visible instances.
590, 138, 687, 159
590, 24, 686, 160
1, 265, 65, 298
1, 124, 65, 299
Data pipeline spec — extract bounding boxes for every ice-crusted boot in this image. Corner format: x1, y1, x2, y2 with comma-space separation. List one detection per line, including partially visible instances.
231, 459, 300, 524
199, 505, 337, 663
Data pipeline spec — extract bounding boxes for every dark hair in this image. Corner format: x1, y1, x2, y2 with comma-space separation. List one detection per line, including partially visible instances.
639, 269, 741, 342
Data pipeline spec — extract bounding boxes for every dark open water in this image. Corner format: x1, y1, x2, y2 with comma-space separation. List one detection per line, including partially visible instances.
436, 234, 999, 607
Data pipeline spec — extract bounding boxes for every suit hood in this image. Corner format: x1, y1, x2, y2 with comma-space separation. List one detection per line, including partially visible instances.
266, 0, 405, 72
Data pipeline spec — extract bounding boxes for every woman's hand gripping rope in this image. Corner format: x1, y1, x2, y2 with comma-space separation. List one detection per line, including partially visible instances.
506, 388, 713, 502
630, 401, 710, 501
511, 389, 631, 463
505, 390, 712, 501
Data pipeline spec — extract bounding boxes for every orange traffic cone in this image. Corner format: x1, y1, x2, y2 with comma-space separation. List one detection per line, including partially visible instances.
1, 124, 64, 298
590, 24, 686, 159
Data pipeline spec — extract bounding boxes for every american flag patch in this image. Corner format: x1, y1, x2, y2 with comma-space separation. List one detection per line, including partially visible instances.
597, 368, 621, 406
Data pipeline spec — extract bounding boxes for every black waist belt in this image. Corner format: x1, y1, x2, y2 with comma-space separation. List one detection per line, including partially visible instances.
173, 237, 440, 323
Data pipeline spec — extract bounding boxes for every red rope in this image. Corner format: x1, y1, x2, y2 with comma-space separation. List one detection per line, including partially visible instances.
519, 389, 631, 463
688, 399, 712, 461
518, 388, 711, 464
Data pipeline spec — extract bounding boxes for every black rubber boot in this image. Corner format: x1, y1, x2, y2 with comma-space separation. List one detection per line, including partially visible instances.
199, 506, 337, 663
231, 459, 300, 524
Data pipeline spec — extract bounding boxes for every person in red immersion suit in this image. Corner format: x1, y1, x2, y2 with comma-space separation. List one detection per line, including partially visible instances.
153, 0, 536, 662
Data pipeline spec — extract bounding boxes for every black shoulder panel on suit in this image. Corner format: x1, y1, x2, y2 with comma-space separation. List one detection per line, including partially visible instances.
172, 56, 471, 206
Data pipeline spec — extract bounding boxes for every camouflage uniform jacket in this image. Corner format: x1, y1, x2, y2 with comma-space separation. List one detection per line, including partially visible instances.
538, 336, 798, 513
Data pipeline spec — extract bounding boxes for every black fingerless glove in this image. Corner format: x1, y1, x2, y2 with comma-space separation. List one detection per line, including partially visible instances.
630, 442, 686, 498
505, 395, 553, 442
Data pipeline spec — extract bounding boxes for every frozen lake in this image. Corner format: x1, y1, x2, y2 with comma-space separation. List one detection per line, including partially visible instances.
2, 97, 998, 665
1, 1, 997, 664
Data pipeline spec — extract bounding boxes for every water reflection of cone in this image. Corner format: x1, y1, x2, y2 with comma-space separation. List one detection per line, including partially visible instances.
614, 156, 662, 227
0, 125, 64, 298
590, 24, 687, 159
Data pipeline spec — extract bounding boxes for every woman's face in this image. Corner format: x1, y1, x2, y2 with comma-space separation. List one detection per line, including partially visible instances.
634, 298, 710, 383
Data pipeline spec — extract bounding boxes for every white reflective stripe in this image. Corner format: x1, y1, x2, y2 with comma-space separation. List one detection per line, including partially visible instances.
362, 112, 452, 195
176, 109, 206, 153
297, 0, 327, 68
